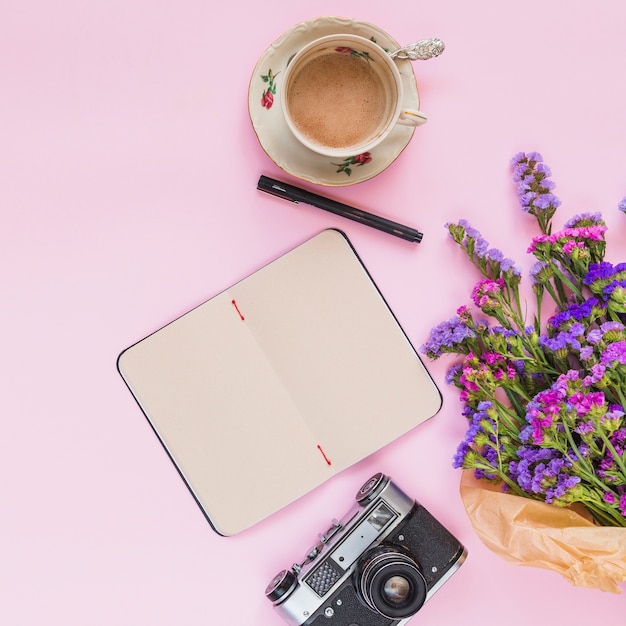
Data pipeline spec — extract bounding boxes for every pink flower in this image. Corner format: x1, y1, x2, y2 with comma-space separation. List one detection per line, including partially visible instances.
353, 152, 372, 165
562, 240, 585, 255
527, 234, 551, 253
261, 91, 274, 109
471, 278, 505, 311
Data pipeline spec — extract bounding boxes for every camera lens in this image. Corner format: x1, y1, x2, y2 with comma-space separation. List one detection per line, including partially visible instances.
355, 545, 427, 619
382, 575, 411, 604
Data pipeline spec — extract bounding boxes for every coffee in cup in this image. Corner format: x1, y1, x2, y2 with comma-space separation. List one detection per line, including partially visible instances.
282, 34, 426, 158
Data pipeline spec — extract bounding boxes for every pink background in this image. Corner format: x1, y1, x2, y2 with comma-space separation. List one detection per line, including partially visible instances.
2, 1, 625, 624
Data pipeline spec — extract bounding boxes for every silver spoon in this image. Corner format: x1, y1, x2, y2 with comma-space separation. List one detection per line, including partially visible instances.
389, 38, 445, 61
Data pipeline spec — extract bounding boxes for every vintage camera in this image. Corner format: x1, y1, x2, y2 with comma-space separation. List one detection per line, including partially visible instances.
265, 473, 467, 626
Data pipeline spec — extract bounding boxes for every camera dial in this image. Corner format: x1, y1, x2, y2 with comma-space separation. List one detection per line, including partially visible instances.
265, 569, 298, 604
355, 472, 388, 505
355, 544, 427, 619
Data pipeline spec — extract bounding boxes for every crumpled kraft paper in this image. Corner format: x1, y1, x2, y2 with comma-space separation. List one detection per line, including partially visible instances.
459, 470, 626, 593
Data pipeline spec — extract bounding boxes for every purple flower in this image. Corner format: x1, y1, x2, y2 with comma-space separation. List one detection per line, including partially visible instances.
447, 220, 521, 281
530, 261, 549, 284
600, 341, 626, 365
606, 407, 625, 424
457, 219, 481, 240
533, 193, 561, 210
579, 346, 594, 361
510, 152, 561, 223
452, 441, 471, 469
548, 309, 572, 330
584, 261, 626, 286
445, 363, 463, 385
549, 298, 602, 332
603, 279, 626, 304
500, 257, 522, 276
453, 401, 498, 473
618, 197, 626, 214
474, 238, 489, 257
492, 326, 518, 338
509, 445, 580, 503
564, 212, 604, 228
576, 420, 595, 435
538, 330, 581, 355
419, 314, 476, 358
586, 329, 603, 344
487, 248, 504, 262
582, 363, 606, 385
573, 297, 601, 321
600, 321, 625, 334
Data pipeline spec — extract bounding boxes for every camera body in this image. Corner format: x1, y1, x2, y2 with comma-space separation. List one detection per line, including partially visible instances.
265, 473, 467, 625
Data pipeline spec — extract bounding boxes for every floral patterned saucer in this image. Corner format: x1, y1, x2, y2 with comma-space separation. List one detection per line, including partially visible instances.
248, 16, 421, 186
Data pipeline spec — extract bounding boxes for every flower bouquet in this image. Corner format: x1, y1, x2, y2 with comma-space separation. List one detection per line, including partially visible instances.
421, 153, 626, 592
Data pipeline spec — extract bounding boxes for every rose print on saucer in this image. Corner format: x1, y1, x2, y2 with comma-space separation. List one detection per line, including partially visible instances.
334, 46, 373, 62
260, 69, 278, 109
332, 152, 372, 176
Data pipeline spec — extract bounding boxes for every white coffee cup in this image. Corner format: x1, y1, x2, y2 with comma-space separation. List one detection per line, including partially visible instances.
281, 34, 427, 159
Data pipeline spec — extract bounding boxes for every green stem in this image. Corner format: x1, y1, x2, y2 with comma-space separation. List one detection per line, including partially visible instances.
542, 280, 562, 311
611, 383, 626, 408
503, 388, 526, 420
583, 500, 625, 527
534, 289, 544, 332
597, 429, 626, 479
560, 420, 615, 494
472, 455, 528, 497
491, 397, 524, 438
552, 265, 585, 301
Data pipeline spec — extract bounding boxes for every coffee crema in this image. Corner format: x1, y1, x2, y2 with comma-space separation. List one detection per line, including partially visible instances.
286, 51, 389, 151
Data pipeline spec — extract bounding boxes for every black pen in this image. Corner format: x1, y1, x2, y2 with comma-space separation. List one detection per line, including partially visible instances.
257, 175, 423, 243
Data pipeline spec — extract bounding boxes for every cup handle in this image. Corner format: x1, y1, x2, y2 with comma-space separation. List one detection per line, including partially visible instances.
397, 109, 428, 126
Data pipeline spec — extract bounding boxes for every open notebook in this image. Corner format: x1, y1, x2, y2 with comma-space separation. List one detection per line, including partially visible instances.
117, 230, 441, 535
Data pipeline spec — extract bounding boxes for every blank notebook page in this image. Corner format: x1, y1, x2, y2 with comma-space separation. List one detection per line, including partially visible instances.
117, 229, 441, 535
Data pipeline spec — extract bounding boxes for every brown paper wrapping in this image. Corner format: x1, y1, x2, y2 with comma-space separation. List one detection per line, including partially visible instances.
459, 470, 626, 593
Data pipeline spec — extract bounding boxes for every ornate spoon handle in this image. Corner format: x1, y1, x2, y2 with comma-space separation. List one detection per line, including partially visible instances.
389, 38, 445, 61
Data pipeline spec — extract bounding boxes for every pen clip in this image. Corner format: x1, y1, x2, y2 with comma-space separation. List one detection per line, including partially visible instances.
257, 176, 299, 203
